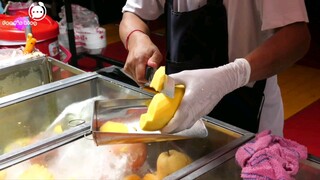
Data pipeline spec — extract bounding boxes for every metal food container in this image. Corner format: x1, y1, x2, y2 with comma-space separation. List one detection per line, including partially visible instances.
0, 56, 84, 98
0, 73, 150, 169
0, 66, 319, 179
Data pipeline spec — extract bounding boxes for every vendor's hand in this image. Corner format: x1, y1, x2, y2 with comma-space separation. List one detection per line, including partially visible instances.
161, 58, 251, 133
123, 33, 163, 86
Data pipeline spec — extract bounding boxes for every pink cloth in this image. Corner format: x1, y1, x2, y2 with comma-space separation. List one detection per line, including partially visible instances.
235, 130, 308, 180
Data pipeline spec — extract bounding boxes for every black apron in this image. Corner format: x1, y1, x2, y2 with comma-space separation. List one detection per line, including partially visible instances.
165, 0, 266, 133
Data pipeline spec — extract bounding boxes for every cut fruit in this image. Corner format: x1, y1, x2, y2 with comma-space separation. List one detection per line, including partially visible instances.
99, 121, 129, 133
140, 85, 185, 131
149, 66, 166, 91
142, 173, 158, 180
18, 164, 54, 180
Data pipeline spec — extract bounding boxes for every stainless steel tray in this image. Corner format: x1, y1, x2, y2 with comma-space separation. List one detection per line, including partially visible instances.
92, 98, 208, 145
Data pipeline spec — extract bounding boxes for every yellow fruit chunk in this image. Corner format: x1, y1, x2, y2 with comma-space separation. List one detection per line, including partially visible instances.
4, 137, 32, 153
99, 121, 128, 133
0, 170, 7, 180
18, 164, 54, 180
53, 125, 63, 134
142, 173, 157, 180
156, 150, 192, 179
149, 66, 165, 91
140, 85, 185, 131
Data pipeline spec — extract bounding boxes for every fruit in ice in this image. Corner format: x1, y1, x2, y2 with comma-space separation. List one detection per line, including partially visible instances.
156, 149, 192, 179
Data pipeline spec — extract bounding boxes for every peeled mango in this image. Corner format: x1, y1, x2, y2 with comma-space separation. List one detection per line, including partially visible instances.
140, 66, 185, 131
149, 66, 166, 91
99, 121, 129, 133
18, 164, 54, 180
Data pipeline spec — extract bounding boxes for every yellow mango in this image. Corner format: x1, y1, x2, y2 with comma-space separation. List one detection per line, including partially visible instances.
100, 121, 129, 133
18, 164, 54, 180
149, 66, 166, 91
142, 173, 158, 180
0, 170, 7, 180
53, 125, 63, 134
140, 85, 185, 131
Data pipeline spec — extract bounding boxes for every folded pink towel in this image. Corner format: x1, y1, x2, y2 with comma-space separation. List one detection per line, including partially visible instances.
235, 130, 307, 180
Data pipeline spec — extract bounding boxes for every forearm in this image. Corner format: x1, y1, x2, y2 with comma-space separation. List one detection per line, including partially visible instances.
119, 12, 150, 49
245, 22, 311, 82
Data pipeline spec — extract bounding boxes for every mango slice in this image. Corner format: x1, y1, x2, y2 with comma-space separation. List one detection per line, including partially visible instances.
140, 85, 185, 131
140, 66, 185, 131
53, 125, 63, 134
100, 121, 129, 133
149, 66, 165, 91
142, 173, 158, 180
124, 174, 141, 180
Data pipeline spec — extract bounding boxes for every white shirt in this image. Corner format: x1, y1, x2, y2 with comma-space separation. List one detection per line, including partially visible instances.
122, 0, 309, 136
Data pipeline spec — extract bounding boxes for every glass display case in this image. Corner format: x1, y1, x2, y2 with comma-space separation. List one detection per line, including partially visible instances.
0, 73, 149, 170
0, 65, 319, 179
0, 57, 84, 98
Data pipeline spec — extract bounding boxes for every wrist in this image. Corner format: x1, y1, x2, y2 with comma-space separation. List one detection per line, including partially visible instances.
234, 58, 251, 86
125, 29, 147, 50
217, 58, 251, 94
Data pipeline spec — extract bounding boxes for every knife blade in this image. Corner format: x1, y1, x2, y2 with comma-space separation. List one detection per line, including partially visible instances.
145, 66, 175, 98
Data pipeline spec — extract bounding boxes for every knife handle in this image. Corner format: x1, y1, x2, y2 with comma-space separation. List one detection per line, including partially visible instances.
145, 66, 155, 82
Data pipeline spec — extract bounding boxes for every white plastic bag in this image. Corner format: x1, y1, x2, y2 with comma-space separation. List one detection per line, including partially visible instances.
58, 4, 107, 54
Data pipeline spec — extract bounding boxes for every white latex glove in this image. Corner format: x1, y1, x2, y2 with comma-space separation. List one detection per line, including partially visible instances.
161, 58, 251, 133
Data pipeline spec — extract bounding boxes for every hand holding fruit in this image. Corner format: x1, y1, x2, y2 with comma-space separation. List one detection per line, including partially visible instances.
139, 66, 185, 132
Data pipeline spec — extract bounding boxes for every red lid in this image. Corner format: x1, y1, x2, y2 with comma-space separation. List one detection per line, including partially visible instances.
0, 11, 59, 42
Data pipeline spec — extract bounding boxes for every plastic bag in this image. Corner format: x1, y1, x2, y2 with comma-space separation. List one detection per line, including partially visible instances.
7, 0, 33, 15
0, 48, 44, 68
58, 4, 107, 54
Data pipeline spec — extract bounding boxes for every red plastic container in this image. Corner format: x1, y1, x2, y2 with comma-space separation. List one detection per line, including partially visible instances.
0, 12, 60, 60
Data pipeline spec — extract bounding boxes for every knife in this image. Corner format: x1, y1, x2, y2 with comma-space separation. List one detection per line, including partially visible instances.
145, 66, 175, 98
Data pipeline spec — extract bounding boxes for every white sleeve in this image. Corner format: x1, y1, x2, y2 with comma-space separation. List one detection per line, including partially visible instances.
122, 0, 165, 20
260, 0, 309, 30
